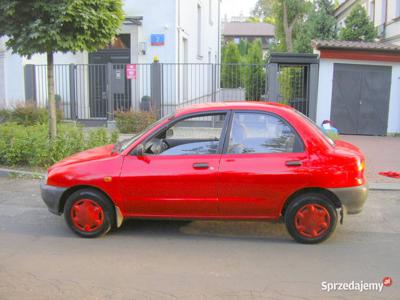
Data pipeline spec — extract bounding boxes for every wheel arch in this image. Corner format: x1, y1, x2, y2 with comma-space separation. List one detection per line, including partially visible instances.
59, 185, 115, 214
281, 187, 341, 218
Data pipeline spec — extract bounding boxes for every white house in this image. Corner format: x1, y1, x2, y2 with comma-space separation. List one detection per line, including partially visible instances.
335, 0, 400, 45
0, 0, 222, 116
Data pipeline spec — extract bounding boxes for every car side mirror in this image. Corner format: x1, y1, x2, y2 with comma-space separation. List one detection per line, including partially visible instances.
135, 144, 145, 156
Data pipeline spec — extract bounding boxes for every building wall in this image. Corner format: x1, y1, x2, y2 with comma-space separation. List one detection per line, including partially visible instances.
316, 58, 400, 134
0, 38, 25, 108
178, 0, 220, 64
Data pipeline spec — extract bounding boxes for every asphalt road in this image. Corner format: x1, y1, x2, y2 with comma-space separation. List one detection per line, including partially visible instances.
0, 178, 399, 300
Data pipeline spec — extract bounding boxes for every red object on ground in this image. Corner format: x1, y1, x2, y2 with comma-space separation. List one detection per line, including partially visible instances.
379, 171, 400, 179
41, 102, 368, 243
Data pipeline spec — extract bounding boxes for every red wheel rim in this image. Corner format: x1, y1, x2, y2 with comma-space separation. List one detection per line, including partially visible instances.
294, 203, 331, 238
70, 199, 104, 232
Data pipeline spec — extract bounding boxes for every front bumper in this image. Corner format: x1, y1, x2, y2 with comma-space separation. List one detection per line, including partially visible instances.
40, 183, 67, 215
329, 184, 368, 214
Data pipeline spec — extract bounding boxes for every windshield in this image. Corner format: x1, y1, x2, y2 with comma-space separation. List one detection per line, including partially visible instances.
295, 111, 335, 147
114, 113, 173, 153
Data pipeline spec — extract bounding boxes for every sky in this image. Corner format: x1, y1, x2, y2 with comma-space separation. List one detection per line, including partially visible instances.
221, 0, 258, 19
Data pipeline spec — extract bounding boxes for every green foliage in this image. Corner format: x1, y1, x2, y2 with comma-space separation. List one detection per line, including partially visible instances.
221, 42, 242, 88
253, 0, 336, 53
294, 0, 337, 53
0, 123, 119, 167
244, 40, 265, 100
221, 39, 265, 99
339, 4, 377, 41
114, 111, 157, 134
0, 103, 62, 126
278, 66, 304, 103
271, 0, 310, 52
0, 0, 125, 57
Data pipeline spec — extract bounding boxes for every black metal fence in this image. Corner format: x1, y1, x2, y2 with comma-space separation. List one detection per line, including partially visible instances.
25, 61, 313, 123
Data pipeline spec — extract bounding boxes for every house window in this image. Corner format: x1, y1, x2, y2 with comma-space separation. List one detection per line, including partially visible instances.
369, 0, 375, 23
209, 0, 213, 25
197, 4, 202, 57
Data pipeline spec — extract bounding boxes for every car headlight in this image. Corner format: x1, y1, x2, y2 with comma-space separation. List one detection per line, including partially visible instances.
43, 172, 48, 185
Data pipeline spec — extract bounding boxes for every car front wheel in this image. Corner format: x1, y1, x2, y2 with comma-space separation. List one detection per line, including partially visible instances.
284, 193, 338, 244
64, 189, 115, 238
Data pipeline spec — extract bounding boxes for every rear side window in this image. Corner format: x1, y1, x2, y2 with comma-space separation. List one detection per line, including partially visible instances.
227, 112, 304, 154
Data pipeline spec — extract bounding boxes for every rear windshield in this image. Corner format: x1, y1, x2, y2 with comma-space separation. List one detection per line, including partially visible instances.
295, 111, 335, 147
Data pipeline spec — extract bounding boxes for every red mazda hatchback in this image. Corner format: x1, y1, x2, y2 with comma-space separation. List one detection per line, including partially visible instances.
41, 102, 368, 244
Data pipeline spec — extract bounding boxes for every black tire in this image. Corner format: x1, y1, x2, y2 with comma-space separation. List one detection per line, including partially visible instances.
64, 188, 115, 238
284, 193, 338, 244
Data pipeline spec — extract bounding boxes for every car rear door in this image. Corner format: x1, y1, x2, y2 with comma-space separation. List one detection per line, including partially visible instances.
217, 111, 310, 218
120, 112, 229, 217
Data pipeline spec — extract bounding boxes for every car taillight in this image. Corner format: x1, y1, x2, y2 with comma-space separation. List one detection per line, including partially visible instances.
355, 159, 365, 184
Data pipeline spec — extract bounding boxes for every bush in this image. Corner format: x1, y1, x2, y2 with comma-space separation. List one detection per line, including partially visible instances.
114, 110, 156, 134
0, 103, 62, 126
0, 123, 119, 167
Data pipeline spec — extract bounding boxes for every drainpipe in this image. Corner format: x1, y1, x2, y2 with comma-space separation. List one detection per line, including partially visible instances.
217, 0, 221, 64
177, 0, 181, 104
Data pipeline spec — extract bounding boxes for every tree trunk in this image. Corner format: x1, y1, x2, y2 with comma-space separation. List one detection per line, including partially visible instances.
47, 52, 57, 138
283, 3, 293, 52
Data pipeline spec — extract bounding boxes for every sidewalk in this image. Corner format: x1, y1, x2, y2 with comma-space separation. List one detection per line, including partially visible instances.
341, 135, 400, 185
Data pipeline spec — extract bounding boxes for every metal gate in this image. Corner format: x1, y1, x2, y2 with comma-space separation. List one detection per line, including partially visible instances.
24, 59, 316, 123
266, 53, 319, 120
331, 63, 392, 135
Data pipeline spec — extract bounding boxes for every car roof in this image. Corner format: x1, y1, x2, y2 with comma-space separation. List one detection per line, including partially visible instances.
173, 101, 294, 117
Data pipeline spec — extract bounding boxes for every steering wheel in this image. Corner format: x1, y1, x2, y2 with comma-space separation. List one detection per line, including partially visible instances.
146, 138, 169, 155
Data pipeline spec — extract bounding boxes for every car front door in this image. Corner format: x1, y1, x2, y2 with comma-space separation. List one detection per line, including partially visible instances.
120, 112, 228, 217
218, 111, 310, 218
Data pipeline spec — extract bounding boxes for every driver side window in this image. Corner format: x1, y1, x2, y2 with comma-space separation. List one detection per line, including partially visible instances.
144, 113, 226, 156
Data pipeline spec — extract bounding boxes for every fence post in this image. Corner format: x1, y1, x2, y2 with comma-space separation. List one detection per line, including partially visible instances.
69, 64, 77, 120
211, 64, 217, 102
151, 58, 162, 118
308, 63, 319, 121
107, 63, 114, 121
24, 64, 36, 103
266, 62, 279, 102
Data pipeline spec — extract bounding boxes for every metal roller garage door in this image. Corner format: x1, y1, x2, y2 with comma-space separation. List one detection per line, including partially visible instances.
330, 63, 391, 135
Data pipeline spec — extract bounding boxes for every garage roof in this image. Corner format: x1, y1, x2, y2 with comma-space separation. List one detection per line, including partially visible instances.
312, 40, 400, 53
223, 22, 275, 37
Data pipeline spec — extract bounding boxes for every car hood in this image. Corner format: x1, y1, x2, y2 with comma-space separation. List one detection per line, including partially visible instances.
48, 144, 115, 171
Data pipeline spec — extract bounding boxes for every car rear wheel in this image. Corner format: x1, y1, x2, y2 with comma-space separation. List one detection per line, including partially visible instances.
284, 193, 338, 244
64, 189, 115, 238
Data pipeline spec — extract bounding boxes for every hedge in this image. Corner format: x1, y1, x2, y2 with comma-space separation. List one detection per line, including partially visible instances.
0, 123, 118, 168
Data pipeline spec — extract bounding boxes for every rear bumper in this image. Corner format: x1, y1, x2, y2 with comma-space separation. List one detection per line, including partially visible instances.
329, 184, 368, 214
40, 183, 67, 215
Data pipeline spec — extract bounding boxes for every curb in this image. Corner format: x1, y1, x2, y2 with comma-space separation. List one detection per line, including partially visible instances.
369, 183, 400, 191
0, 168, 45, 179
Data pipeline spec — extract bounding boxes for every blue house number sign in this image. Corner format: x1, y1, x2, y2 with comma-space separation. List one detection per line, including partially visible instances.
151, 34, 165, 46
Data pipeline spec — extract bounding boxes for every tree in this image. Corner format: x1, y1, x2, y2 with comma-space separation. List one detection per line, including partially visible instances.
244, 40, 265, 100
0, 0, 124, 138
294, 0, 337, 53
221, 41, 242, 88
339, 4, 377, 41
253, 0, 309, 52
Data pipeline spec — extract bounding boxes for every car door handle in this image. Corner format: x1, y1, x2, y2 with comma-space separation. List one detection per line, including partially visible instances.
285, 160, 302, 167
193, 163, 209, 169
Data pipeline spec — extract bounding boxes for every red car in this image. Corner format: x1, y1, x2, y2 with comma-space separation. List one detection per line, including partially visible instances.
41, 102, 368, 244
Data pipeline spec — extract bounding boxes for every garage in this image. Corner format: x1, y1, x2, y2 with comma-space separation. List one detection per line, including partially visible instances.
331, 63, 391, 135
313, 40, 400, 135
